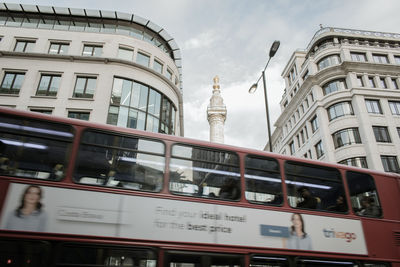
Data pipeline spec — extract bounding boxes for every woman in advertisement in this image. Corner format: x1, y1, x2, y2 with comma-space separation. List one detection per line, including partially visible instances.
287, 213, 312, 250
5, 185, 47, 232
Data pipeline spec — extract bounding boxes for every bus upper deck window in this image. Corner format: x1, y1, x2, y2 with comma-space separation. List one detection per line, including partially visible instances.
169, 144, 240, 200
0, 114, 73, 180
74, 130, 165, 192
284, 161, 347, 213
245, 155, 282, 205
346, 171, 382, 218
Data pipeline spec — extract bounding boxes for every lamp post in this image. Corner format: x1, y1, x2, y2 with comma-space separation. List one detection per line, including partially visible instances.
249, 40, 280, 152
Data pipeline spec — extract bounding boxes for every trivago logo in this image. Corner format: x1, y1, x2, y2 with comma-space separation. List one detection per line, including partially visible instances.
323, 228, 357, 242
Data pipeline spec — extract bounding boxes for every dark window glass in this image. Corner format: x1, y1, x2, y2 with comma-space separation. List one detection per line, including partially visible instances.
73, 76, 96, 98
0, 72, 25, 94
250, 255, 289, 267
315, 141, 324, 158
311, 116, 319, 132
381, 155, 400, 174
30, 109, 52, 114
332, 128, 361, 148
391, 78, 399, 89
245, 155, 282, 205
57, 243, 156, 267
74, 130, 165, 192
346, 171, 382, 217
285, 161, 347, 212
166, 251, 243, 267
169, 145, 240, 200
108, 77, 175, 134
296, 258, 357, 267
68, 111, 90, 121
339, 157, 368, 168
0, 239, 50, 267
0, 114, 73, 180
327, 101, 353, 121
356, 76, 364, 87
36, 74, 61, 96
373, 126, 391, 142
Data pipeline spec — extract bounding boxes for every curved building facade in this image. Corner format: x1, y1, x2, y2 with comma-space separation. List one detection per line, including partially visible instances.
0, 3, 183, 136
272, 27, 400, 173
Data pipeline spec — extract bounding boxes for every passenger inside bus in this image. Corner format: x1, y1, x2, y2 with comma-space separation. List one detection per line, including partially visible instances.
296, 187, 318, 209
327, 195, 347, 212
357, 196, 381, 217
219, 178, 240, 200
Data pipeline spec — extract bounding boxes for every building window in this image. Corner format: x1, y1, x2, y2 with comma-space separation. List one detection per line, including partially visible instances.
288, 67, 296, 85
351, 52, 367, 62
166, 68, 173, 81
154, 59, 163, 74
117, 47, 134, 60
289, 141, 295, 155
339, 157, 368, 168
49, 42, 69, 54
108, 77, 176, 134
327, 101, 353, 121
397, 127, 400, 139
137, 52, 150, 67
0, 72, 25, 94
315, 141, 324, 159
30, 108, 52, 114
332, 128, 361, 149
391, 78, 399, 89
302, 70, 309, 81
317, 54, 341, 70
82, 44, 102, 56
73, 76, 96, 98
389, 101, 400, 115
365, 99, 382, 114
381, 156, 400, 173
372, 54, 389, 64
308, 150, 312, 159
310, 115, 319, 133
36, 74, 61, 96
368, 76, 376, 88
394, 56, 400, 64
373, 126, 391, 143
356, 75, 364, 87
379, 77, 387, 89
14, 40, 35, 52
322, 79, 346, 95
68, 111, 90, 121
300, 130, 305, 143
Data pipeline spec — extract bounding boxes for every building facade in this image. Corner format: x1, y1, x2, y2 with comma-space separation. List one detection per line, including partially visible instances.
0, 3, 183, 136
272, 27, 400, 174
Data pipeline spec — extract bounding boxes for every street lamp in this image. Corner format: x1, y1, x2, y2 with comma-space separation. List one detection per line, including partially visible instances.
249, 40, 280, 152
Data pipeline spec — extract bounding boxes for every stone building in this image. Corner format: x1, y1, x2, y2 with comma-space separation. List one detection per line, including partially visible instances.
0, 3, 183, 136
271, 27, 400, 173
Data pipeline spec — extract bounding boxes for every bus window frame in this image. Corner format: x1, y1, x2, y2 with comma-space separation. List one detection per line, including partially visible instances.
168, 142, 241, 201
72, 128, 166, 193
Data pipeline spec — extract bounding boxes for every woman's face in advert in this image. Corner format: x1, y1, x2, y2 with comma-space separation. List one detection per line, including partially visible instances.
292, 214, 302, 228
24, 187, 41, 205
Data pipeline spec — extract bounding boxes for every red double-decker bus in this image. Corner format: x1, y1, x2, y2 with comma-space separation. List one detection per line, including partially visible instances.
0, 107, 399, 267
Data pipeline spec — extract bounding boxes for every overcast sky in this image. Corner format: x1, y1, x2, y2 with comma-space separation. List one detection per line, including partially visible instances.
9, 0, 400, 150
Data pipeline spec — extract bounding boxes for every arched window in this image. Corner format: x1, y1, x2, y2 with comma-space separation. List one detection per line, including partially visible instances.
322, 79, 347, 95
327, 101, 353, 120
317, 54, 341, 70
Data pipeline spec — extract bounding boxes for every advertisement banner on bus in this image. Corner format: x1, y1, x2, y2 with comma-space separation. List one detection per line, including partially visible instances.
0, 183, 367, 255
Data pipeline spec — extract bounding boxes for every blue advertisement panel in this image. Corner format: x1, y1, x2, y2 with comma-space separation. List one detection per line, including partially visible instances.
0, 183, 367, 254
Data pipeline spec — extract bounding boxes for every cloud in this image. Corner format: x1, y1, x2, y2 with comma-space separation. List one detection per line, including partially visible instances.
182, 30, 219, 50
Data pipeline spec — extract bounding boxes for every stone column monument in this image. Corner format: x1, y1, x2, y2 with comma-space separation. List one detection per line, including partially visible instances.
207, 76, 227, 143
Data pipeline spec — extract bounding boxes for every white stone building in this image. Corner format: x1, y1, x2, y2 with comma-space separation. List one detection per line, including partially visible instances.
207, 76, 227, 143
0, 3, 183, 136
271, 27, 400, 174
